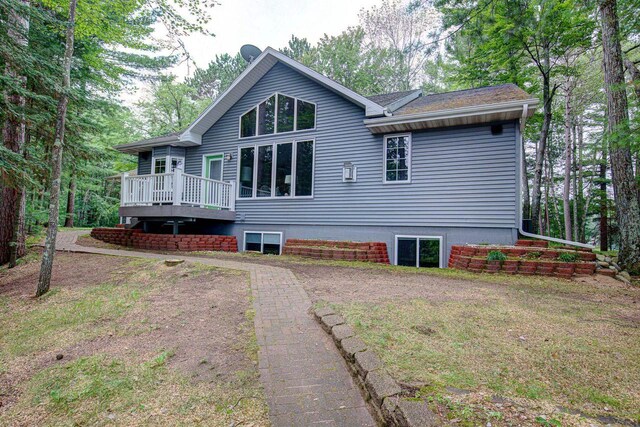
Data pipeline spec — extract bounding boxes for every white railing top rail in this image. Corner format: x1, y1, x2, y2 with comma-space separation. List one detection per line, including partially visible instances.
181, 172, 229, 186
121, 171, 235, 210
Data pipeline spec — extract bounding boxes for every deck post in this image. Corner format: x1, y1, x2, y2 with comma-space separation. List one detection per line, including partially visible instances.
172, 169, 182, 206
229, 181, 236, 211
120, 172, 129, 207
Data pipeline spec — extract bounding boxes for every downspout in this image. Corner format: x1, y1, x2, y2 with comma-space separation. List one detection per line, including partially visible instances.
383, 108, 393, 117
517, 104, 594, 249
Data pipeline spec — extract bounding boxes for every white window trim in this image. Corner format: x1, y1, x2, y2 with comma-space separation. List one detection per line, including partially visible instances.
236, 139, 315, 200
238, 92, 317, 140
394, 235, 444, 268
243, 231, 283, 255
201, 152, 225, 180
383, 133, 412, 184
152, 155, 184, 174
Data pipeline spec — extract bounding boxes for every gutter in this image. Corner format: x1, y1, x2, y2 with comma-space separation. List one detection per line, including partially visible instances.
517, 103, 594, 249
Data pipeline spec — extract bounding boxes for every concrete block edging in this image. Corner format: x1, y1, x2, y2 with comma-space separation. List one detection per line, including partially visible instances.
313, 307, 438, 426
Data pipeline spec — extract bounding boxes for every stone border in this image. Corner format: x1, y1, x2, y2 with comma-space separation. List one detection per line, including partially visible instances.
313, 307, 438, 427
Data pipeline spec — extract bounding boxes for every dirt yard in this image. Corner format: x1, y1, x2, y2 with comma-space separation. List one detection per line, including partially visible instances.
75, 235, 640, 425
0, 249, 269, 426
294, 264, 640, 426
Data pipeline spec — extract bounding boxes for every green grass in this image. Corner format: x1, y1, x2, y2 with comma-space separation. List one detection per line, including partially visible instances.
0, 280, 148, 358
3, 352, 265, 426
0, 257, 268, 426
335, 290, 640, 421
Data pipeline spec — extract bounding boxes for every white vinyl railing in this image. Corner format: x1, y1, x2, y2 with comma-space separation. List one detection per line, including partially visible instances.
121, 170, 235, 210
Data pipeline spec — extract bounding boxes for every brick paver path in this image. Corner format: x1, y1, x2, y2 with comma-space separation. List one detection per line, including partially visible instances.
55, 231, 375, 426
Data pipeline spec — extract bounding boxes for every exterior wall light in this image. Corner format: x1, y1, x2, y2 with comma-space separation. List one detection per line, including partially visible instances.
224, 153, 233, 161
343, 162, 357, 182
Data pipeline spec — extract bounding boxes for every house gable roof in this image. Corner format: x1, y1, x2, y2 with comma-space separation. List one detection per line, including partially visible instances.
179, 47, 386, 145
114, 52, 538, 153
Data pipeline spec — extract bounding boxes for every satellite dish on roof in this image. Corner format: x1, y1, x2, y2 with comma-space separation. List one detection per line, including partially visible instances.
240, 44, 262, 63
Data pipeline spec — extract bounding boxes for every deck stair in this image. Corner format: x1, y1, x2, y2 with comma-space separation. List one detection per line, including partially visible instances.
283, 239, 389, 263
449, 239, 597, 279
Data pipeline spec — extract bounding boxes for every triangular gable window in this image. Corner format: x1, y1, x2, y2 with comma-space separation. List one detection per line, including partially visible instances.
240, 93, 316, 138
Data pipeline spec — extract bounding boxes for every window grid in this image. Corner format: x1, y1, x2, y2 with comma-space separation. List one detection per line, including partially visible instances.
384, 134, 411, 183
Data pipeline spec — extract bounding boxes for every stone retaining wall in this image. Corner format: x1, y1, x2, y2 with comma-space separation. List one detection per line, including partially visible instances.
90, 228, 238, 252
313, 307, 438, 427
283, 239, 390, 263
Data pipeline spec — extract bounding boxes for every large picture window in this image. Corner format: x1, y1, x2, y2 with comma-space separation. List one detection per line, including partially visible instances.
237, 140, 314, 199
384, 134, 411, 183
240, 92, 316, 138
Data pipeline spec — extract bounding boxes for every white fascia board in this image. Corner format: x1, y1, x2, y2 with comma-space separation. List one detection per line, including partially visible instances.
180, 49, 277, 140
179, 47, 386, 143
263, 48, 385, 117
363, 98, 539, 128
179, 130, 202, 145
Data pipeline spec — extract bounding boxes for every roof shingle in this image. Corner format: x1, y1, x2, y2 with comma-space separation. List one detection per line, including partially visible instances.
394, 84, 532, 116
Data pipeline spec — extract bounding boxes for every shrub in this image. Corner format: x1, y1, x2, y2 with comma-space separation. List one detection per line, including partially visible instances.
557, 252, 580, 262
525, 251, 542, 259
487, 251, 507, 262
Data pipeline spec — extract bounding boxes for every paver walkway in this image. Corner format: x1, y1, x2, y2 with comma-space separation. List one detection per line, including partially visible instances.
55, 231, 375, 426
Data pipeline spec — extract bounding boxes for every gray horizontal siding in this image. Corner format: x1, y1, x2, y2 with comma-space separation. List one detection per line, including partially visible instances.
152, 146, 168, 158
183, 62, 518, 229
137, 151, 151, 175
169, 146, 185, 157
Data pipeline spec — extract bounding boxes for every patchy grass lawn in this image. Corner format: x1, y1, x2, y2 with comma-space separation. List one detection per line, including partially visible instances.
329, 274, 640, 426
0, 250, 269, 426
74, 234, 640, 425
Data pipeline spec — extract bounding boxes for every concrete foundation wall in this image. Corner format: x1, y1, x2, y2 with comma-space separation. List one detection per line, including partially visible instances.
198, 222, 518, 265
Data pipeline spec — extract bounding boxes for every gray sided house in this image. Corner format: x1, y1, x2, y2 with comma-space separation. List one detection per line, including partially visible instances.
115, 47, 538, 268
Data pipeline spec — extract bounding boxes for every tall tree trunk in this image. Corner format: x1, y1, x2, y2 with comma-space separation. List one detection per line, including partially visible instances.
599, 156, 609, 252
531, 45, 556, 233
36, 0, 77, 297
599, 0, 640, 273
563, 85, 573, 241
544, 154, 551, 235
576, 120, 584, 242
0, 0, 29, 266
548, 148, 563, 236
624, 58, 640, 101
64, 171, 76, 228
623, 58, 640, 202
572, 122, 579, 242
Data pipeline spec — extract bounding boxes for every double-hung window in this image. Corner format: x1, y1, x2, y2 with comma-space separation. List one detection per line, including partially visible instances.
238, 140, 314, 199
384, 134, 411, 183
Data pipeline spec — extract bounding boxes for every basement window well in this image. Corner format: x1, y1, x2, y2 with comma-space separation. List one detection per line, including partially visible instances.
395, 235, 443, 268
244, 231, 283, 255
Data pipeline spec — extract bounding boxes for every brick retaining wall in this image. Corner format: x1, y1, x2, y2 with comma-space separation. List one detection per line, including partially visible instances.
448, 244, 596, 279
283, 239, 390, 263
90, 228, 237, 252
